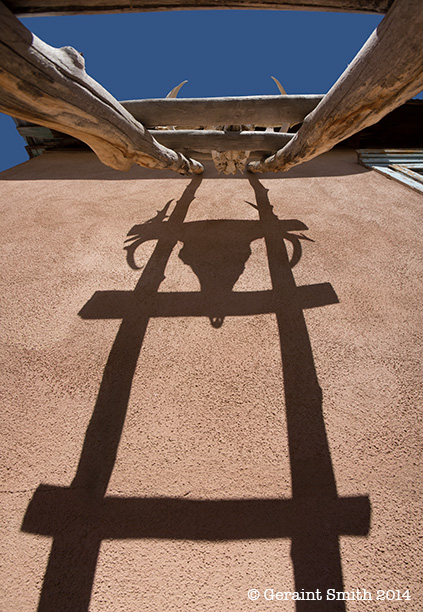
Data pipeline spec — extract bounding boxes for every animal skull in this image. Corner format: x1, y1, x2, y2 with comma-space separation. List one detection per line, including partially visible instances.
160, 78, 291, 174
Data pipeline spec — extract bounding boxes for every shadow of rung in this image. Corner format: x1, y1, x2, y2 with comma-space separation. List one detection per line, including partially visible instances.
79, 284, 339, 320
22, 485, 370, 541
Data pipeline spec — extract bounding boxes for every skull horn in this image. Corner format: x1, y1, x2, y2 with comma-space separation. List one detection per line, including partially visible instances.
271, 76, 290, 133
271, 76, 287, 96
166, 80, 188, 98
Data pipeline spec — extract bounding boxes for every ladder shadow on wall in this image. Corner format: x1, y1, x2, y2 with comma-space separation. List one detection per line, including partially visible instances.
21, 174, 371, 611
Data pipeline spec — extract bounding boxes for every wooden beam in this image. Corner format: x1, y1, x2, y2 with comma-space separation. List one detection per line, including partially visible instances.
7, 0, 392, 17
16, 124, 295, 151
249, 0, 423, 173
0, 1, 203, 175
123, 96, 322, 129
150, 130, 294, 151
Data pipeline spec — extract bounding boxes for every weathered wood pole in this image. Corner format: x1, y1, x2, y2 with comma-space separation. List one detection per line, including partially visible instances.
123, 96, 322, 129
0, 1, 203, 175
248, 0, 423, 173
8, 0, 392, 18
150, 129, 294, 151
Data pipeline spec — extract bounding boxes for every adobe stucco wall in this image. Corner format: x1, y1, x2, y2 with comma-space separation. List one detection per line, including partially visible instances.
0, 149, 422, 611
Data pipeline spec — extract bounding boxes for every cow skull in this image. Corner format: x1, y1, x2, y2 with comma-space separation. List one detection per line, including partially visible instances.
160, 78, 290, 174
210, 124, 254, 175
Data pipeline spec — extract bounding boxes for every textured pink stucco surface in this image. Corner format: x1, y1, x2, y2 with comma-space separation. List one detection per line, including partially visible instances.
0, 149, 422, 611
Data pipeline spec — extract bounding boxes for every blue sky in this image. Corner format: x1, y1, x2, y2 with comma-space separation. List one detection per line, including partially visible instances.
0, 10, 390, 172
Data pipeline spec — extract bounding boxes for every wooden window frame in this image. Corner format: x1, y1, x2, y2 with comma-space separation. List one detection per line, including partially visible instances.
358, 149, 423, 194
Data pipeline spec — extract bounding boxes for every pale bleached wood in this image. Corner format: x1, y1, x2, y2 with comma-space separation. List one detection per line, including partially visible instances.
0, 1, 203, 175
8, 0, 391, 17
248, 0, 423, 173
123, 96, 322, 129
16, 124, 294, 151
150, 130, 294, 151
